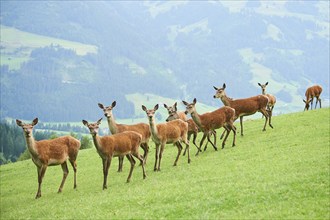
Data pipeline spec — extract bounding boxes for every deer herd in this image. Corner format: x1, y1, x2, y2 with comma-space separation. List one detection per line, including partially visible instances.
16, 83, 323, 199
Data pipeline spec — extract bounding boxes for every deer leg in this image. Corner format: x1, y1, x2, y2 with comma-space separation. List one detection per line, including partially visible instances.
154, 144, 160, 171
319, 98, 322, 108
240, 116, 244, 136
126, 154, 136, 183
140, 143, 148, 165
267, 109, 274, 129
117, 156, 124, 172
260, 109, 269, 131
158, 143, 165, 171
212, 130, 217, 149
132, 151, 147, 179
102, 158, 111, 190
221, 126, 230, 149
198, 133, 207, 156
69, 159, 77, 189
207, 131, 218, 151
228, 123, 237, 147
183, 136, 191, 164
192, 132, 201, 152
183, 133, 191, 156
220, 129, 226, 139
174, 142, 183, 166
58, 161, 69, 193
36, 165, 47, 199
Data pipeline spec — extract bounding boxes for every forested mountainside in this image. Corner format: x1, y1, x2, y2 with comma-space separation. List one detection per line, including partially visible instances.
1, 1, 329, 121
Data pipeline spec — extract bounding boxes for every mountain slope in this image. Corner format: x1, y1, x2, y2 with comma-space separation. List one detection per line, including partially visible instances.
1, 108, 329, 219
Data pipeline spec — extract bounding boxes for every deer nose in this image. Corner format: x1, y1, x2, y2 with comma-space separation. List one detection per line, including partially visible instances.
213, 95, 216, 98
184, 111, 188, 115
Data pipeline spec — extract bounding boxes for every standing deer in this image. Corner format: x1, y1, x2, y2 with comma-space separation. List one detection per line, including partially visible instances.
142, 104, 190, 171
183, 98, 236, 153
258, 82, 276, 117
213, 83, 272, 136
164, 102, 187, 121
16, 118, 81, 199
303, 85, 322, 111
98, 101, 150, 172
165, 110, 216, 155
82, 118, 146, 189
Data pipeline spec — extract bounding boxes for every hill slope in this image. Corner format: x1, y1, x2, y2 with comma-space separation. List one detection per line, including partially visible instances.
1, 108, 329, 219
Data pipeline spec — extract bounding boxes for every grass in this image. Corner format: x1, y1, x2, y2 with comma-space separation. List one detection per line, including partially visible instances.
0, 108, 329, 219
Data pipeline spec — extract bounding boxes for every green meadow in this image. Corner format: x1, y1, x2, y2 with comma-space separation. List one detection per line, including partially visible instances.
1, 108, 329, 219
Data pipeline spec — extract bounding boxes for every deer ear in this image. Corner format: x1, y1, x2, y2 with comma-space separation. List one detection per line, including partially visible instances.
98, 103, 104, 109
182, 100, 188, 106
303, 99, 306, 103
174, 102, 177, 110
265, 82, 268, 85
163, 103, 168, 108
142, 105, 147, 112
82, 120, 88, 126
193, 98, 197, 104
97, 118, 102, 125
111, 101, 116, 108
32, 118, 38, 126
154, 104, 159, 111
258, 83, 261, 86
213, 86, 218, 90
16, 119, 23, 127
223, 83, 226, 89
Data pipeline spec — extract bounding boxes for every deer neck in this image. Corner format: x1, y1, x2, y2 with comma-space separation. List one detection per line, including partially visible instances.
220, 94, 232, 106
190, 110, 203, 130
106, 113, 118, 134
24, 134, 38, 157
91, 134, 102, 152
148, 117, 159, 141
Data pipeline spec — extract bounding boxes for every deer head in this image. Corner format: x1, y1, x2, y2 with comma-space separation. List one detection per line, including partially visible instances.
16, 118, 38, 137
213, 83, 226, 99
164, 102, 178, 115
303, 99, 312, 111
142, 104, 159, 120
182, 98, 197, 115
98, 101, 116, 118
258, 82, 268, 95
82, 118, 102, 135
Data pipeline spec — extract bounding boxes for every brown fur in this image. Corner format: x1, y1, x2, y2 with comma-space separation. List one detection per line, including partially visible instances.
98, 101, 151, 172
258, 82, 276, 113
183, 98, 236, 152
16, 118, 81, 199
83, 119, 146, 189
142, 104, 190, 171
213, 83, 273, 136
303, 85, 322, 111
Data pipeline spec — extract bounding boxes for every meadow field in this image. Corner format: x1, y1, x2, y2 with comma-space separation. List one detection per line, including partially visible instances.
1, 108, 329, 219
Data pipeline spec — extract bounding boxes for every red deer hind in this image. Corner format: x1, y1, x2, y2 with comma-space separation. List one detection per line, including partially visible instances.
16, 118, 81, 199
213, 83, 273, 136
82, 118, 146, 189
142, 104, 190, 171
182, 98, 236, 153
98, 101, 150, 172
303, 85, 322, 111
258, 82, 276, 118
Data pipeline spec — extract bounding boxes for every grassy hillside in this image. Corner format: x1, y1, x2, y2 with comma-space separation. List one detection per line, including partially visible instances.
1, 108, 329, 219
0, 25, 98, 70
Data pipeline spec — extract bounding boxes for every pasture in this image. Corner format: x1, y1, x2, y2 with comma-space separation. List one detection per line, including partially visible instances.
1, 108, 329, 219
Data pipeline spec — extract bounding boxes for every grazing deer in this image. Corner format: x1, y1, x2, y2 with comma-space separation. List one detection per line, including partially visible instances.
183, 98, 236, 153
98, 101, 150, 172
16, 118, 81, 199
82, 118, 146, 189
165, 110, 216, 155
258, 82, 276, 115
303, 85, 322, 111
142, 104, 190, 171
